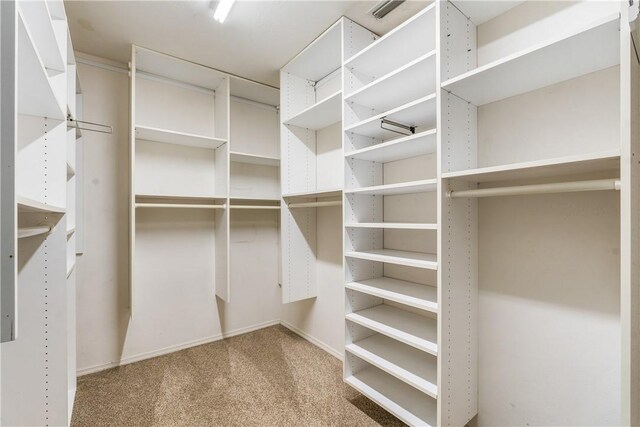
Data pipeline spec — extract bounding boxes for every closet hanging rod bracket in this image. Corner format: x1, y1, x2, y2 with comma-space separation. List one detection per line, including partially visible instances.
67, 115, 113, 134
446, 178, 621, 199
380, 117, 415, 136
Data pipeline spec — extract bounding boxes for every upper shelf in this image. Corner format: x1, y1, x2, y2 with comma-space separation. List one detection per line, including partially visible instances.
282, 20, 342, 82
283, 91, 341, 130
17, 195, 65, 214
282, 189, 342, 199
345, 51, 436, 112
345, 179, 437, 196
442, 150, 620, 183
17, 12, 65, 121
135, 125, 227, 150
230, 76, 279, 107
345, 94, 437, 140
441, 14, 620, 106
451, 0, 525, 25
345, 130, 437, 163
18, 1, 65, 72
344, 4, 436, 79
230, 151, 280, 167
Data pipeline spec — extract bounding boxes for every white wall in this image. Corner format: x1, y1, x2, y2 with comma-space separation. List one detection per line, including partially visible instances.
75, 61, 280, 374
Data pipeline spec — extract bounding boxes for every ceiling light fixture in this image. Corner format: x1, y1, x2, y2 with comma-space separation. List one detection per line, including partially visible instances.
369, 0, 405, 20
212, 0, 236, 23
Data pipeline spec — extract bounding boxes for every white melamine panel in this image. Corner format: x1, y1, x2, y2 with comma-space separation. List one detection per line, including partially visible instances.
134, 140, 216, 198
345, 130, 437, 163
346, 249, 437, 270
452, 0, 525, 25
316, 122, 343, 191
215, 208, 230, 302
135, 76, 216, 137
230, 162, 279, 200
281, 124, 316, 195
315, 71, 342, 102
135, 125, 226, 150
282, 20, 342, 82
284, 91, 341, 130
230, 98, 279, 159
346, 277, 437, 313
442, 14, 620, 106
345, 365, 437, 427
347, 333, 438, 397
17, 13, 64, 120
230, 77, 279, 106
281, 204, 317, 303
346, 303, 437, 355
345, 179, 437, 196
229, 152, 279, 167
345, 222, 436, 230
18, 0, 65, 72
344, 4, 436, 82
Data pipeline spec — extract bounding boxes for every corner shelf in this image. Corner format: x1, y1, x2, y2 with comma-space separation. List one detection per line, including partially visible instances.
135, 125, 227, 149
345, 249, 437, 270
17, 195, 65, 214
283, 91, 342, 130
345, 51, 436, 112
441, 14, 620, 106
345, 179, 437, 196
345, 367, 437, 427
345, 130, 437, 163
346, 277, 437, 313
344, 94, 437, 140
347, 333, 438, 398
230, 151, 280, 166
442, 150, 620, 183
346, 304, 438, 355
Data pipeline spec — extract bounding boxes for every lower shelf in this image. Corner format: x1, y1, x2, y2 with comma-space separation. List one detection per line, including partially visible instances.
345, 249, 437, 270
345, 365, 437, 427
346, 277, 437, 313
346, 304, 437, 355
347, 333, 438, 398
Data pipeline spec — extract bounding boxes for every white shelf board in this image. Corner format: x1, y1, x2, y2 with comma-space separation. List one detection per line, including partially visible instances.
17, 13, 65, 120
230, 151, 280, 167
230, 196, 281, 202
347, 304, 437, 355
283, 91, 341, 130
345, 249, 437, 270
17, 225, 51, 239
135, 125, 226, 149
345, 51, 436, 112
67, 261, 76, 279
345, 367, 437, 427
282, 189, 342, 199
442, 150, 621, 183
67, 227, 76, 237
346, 277, 437, 313
345, 130, 437, 163
230, 205, 280, 210
135, 194, 227, 205
451, 0, 525, 24
17, 195, 65, 214
282, 20, 342, 81
345, 222, 437, 230
230, 76, 279, 107
441, 14, 620, 106
344, 94, 437, 140
347, 334, 438, 398
18, 1, 65, 72
344, 3, 436, 79
67, 162, 75, 178
345, 179, 437, 196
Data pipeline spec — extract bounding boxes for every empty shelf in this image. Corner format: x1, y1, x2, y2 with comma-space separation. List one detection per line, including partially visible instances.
283, 91, 341, 130
345, 222, 436, 230
67, 162, 76, 178
346, 51, 436, 112
346, 277, 437, 313
135, 125, 227, 149
345, 130, 437, 163
344, 3, 436, 80
451, 0, 525, 25
282, 20, 342, 81
67, 227, 76, 237
347, 334, 438, 398
18, 225, 52, 239
135, 194, 227, 209
230, 205, 280, 210
19, 1, 65, 72
442, 150, 620, 183
230, 151, 280, 166
17, 13, 65, 120
345, 179, 436, 196
345, 367, 437, 427
345, 94, 437, 140
282, 189, 342, 199
346, 304, 437, 355
17, 195, 65, 214
441, 14, 620, 106
136, 203, 226, 210
345, 249, 437, 270
230, 196, 280, 202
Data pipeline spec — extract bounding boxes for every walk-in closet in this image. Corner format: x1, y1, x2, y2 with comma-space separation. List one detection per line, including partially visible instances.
1, 1, 638, 426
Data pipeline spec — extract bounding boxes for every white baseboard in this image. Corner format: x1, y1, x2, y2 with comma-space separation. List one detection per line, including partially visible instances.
77, 319, 280, 376
280, 320, 343, 361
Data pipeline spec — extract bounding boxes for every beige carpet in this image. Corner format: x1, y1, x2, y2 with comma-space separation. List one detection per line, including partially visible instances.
71, 325, 404, 426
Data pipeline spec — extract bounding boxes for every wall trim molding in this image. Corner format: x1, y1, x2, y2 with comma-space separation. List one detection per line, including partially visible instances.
280, 320, 343, 361
77, 319, 280, 376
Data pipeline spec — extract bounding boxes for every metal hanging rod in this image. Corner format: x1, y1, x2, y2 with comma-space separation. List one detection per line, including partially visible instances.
288, 200, 342, 208
135, 203, 227, 209
67, 116, 113, 134
447, 179, 621, 199
380, 117, 415, 136
17, 225, 52, 239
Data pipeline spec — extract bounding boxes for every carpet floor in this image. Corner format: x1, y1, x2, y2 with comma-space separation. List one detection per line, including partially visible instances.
71, 325, 405, 426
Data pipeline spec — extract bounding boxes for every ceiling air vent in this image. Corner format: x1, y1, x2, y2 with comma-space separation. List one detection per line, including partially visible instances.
369, 0, 405, 19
